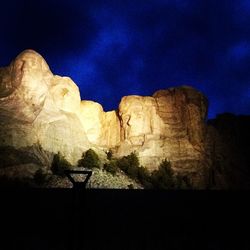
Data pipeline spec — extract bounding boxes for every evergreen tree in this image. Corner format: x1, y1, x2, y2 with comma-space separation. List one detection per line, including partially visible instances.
78, 149, 101, 169
151, 160, 175, 189
51, 152, 72, 176
103, 161, 118, 176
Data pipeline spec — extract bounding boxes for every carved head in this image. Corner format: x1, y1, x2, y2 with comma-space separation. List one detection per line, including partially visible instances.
4, 50, 53, 107
11, 50, 51, 84
119, 96, 156, 141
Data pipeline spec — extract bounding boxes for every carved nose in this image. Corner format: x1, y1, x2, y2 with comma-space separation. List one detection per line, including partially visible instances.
22, 62, 29, 72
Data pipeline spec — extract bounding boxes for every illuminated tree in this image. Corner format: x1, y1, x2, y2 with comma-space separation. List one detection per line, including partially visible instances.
78, 149, 101, 169
51, 152, 72, 176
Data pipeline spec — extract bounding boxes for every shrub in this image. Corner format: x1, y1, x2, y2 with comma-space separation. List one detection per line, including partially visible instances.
115, 152, 154, 188
126, 164, 139, 179
111, 154, 192, 190
116, 152, 140, 179
137, 166, 150, 181
151, 159, 176, 189
78, 149, 101, 169
137, 166, 153, 189
51, 152, 72, 176
103, 161, 118, 176
150, 160, 193, 189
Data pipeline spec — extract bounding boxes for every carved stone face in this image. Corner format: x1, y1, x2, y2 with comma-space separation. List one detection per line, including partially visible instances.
7, 50, 52, 107
119, 96, 154, 142
12, 50, 50, 84
79, 101, 103, 144
50, 75, 82, 114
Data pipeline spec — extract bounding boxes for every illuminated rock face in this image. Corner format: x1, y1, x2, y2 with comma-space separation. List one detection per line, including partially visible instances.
117, 87, 209, 187
0, 50, 90, 164
0, 50, 210, 187
79, 101, 120, 147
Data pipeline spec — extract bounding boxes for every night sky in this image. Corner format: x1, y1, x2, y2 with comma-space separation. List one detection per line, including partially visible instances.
0, 0, 250, 119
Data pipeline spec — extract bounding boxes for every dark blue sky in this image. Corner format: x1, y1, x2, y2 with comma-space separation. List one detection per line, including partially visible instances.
0, 0, 250, 118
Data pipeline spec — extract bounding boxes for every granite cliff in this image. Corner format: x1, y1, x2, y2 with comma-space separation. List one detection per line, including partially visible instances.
0, 50, 249, 188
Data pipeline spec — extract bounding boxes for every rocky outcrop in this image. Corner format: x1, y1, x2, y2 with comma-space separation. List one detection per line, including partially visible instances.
207, 114, 250, 189
3, 50, 244, 188
116, 87, 209, 187
0, 50, 90, 165
79, 101, 120, 148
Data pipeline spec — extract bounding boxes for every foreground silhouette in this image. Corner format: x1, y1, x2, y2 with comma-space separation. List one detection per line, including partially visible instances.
64, 170, 92, 189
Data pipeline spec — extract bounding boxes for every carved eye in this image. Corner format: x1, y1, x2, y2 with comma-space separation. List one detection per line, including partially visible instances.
122, 115, 131, 126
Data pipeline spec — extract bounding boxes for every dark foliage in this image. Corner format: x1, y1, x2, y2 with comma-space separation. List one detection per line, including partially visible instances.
114, 154, 191, 189
116, 152, 140, 179
104, 152, 152, 187
137, 166, 153, 189
51, 152, 72, 176
0, 143, 53, 169
78, 149, 101, 169
151, 160, 176, 189
151, 160, 192, 189
103, 161, 118, 176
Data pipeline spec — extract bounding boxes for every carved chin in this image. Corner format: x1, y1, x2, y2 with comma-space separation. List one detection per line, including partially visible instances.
129, 136, 145, 146
21, 73, 42, 82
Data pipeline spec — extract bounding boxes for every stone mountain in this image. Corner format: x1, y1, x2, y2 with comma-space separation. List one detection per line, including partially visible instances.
0, 50, 249, 188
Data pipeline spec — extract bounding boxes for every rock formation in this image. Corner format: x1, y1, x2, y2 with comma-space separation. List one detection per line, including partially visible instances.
207, 114, 250, 189
117, 87, 209, 187
2, 50, 248, 188
0, 50, 91, 165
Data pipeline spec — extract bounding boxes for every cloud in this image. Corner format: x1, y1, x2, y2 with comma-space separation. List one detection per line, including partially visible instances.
0, 0, 249, 118
0, 0, 98, 63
